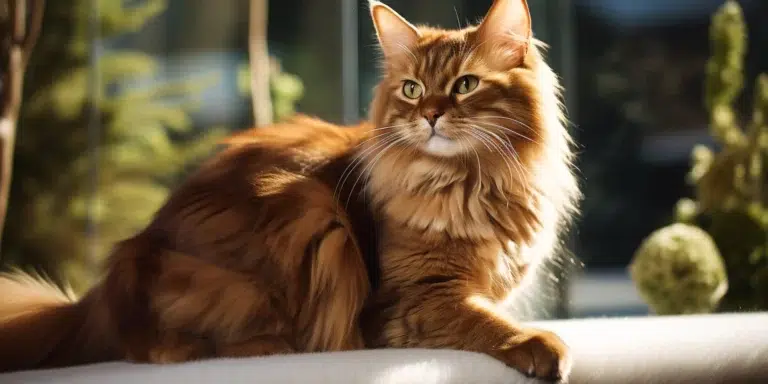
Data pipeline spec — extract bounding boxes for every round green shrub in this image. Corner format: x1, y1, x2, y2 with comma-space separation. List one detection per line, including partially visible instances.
629, 223, 729, 315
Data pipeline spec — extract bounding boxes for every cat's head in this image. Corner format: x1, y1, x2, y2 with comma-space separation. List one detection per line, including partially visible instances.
368, 0, 558, 161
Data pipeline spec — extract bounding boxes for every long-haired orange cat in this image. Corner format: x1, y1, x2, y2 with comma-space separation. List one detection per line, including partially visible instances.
0, 0, 579, 381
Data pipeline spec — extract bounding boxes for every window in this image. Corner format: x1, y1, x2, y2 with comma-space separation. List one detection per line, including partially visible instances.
3, 0, 766, 320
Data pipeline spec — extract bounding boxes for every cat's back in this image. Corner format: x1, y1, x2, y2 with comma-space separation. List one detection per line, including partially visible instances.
146, 115, 375, 265
101, 116, 376, 358
224, 115, 371, 161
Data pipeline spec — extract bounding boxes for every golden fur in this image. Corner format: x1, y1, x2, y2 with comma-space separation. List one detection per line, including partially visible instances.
0, 119, 376, 370
0, 1, 579, 381
360, 0, 579, 380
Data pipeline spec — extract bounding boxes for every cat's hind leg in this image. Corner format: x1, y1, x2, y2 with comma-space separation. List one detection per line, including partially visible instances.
147, 251, 298, 360
145, 330, 212, 364
214, 335, 295, 358
293, 224, 369, 352
147, 225, 367, 360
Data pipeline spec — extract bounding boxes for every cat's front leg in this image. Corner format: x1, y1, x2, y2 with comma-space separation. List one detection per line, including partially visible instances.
369, 287, 572, 382
492, 326, 572, 381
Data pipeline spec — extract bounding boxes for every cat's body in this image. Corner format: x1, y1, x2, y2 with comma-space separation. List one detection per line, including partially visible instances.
358, 3, 579, 379
0, 0, 579, 381
109, 120, 383, 361
0, 118, 378, 370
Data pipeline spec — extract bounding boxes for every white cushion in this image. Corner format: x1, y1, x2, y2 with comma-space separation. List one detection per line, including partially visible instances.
2, 313, 767, 383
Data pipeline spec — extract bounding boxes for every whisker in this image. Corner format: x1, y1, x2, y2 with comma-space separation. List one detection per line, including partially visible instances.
468, 124, 531, 198
353, 130, 397, 149
456, 136, 469, 169
464, 129, 493, 153
334, 140, 387, 204
371, 135, 417, 206
467, 129, 520, 206
478, 126, 531, 184
368, 121, 420, 133
346, 134, 410, 209
453, 7, 462, 29
470, 116, 543, 140
458, 135, 482, 190
334, 132, 402, 203
462, 38, 494, 67
460, 117, 538, 144
334, 121, 419, 200
395, 42, 418, 63
353, 122, 418, 152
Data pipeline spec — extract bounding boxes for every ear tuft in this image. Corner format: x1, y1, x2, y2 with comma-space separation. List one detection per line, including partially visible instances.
475, 0, 532, 67
370, 1, 421, 61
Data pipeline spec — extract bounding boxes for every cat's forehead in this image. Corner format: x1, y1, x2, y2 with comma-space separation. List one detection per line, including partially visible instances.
401, 27, 481, 87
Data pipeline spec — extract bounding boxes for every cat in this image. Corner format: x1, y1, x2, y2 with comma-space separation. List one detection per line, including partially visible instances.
0, 118, 376, 371
0, 0, 579, 381
358, 0, 579, 380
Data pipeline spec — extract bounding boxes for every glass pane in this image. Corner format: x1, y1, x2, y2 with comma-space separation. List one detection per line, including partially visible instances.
571, 0, 768, 316
2, 0, 343, 293
3, 0, 766, 322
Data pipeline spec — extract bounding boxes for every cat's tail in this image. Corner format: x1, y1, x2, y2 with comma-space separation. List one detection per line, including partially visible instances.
0, 270, 115, 372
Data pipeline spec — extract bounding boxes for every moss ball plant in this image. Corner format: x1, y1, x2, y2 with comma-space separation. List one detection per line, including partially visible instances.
629, 223, 729, 315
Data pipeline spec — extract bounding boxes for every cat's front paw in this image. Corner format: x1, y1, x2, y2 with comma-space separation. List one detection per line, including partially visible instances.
498, 328, 572, 382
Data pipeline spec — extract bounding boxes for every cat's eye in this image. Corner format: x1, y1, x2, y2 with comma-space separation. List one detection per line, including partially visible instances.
453, 75, 479, 95
402, 80, 423, 99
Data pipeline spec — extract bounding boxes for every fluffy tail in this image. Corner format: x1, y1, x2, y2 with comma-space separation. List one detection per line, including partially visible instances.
0, 271, 115, 372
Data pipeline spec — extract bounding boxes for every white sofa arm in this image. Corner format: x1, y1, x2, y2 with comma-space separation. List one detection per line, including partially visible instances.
2, 313, 767, 384
536, 312, 768, 383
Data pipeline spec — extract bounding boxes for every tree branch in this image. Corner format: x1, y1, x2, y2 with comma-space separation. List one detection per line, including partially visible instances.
0, 0, 45, 248
22, 0, 43, 65
249, 0, 272, 127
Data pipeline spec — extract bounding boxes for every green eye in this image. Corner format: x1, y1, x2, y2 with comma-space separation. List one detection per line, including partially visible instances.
402, 80, 423, 99
454, 75, 479, 94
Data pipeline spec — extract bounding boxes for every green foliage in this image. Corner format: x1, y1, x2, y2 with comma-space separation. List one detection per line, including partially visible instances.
630, 1, 768, 314
630, 223, 728, 315
1, 0, 227, 292
70, 0, 169, 55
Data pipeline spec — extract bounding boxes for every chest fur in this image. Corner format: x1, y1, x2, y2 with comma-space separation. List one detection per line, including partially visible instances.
365, 156, 546, 297
366, 156, 542, 245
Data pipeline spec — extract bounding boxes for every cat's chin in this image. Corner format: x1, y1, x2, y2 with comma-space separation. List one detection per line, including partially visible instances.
422, 134, 463, 157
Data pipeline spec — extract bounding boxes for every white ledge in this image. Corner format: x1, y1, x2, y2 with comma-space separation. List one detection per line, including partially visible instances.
3, 313, 767, 384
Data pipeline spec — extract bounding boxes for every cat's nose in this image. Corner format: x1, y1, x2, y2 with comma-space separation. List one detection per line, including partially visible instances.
424, 110, 444, 128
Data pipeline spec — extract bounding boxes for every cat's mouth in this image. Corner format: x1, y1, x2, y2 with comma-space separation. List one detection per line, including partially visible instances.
423, 130, 462, 157
429, 130, 451, 141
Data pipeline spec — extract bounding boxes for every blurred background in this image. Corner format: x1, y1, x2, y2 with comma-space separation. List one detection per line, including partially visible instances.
1, 0, 766, 319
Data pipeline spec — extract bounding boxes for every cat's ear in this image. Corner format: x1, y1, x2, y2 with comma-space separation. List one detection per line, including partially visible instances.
475, 0, 532, 67
369, 1, 421, 61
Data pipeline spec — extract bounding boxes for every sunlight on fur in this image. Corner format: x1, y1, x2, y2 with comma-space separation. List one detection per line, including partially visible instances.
0, 1, 580, 382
